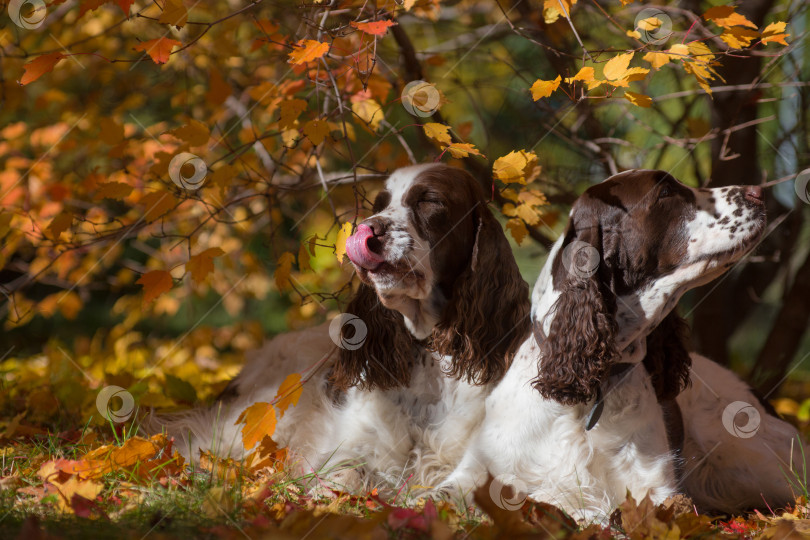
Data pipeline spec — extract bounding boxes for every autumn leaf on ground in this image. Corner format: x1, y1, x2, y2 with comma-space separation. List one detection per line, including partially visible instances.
21, 53, 66, 86
136, 270, 173, 305
274, 251, 295, 290
530, 75, 561, 100
236, 402, 277, 450
443, 142, 483, 159
423, 122, 452, 145
350, 20, 397, 36
303, 119, 328, 145
493, 150, 539, 185
335, 222, 352, 263
288, 40, 329, 65
186, 247, 225, 284
624, 91, 652, 108
275, 373, 303, 414
159, 0, 187, 28
761, 22, 790, 46
133, 38, 181, 65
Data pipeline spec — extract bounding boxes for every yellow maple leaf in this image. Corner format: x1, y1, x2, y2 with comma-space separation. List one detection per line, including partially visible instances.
335, 222, 352, 263
236, 402, 277, 450
186, 247, 225, 284
274, 252, 295, 291
444, 142, 483, 159
275, 373, 303, 415
624, 91, 653, 108
506, 218, 529, 245
493, 150, 539, 185
603, 52, 634, 81
423, 122, 452, 145
530, 75, 561, 100
288, 40, 329, 65
761, 22, 789, 46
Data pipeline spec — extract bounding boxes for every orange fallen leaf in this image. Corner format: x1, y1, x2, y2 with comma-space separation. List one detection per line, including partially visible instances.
21, 53, 66, 86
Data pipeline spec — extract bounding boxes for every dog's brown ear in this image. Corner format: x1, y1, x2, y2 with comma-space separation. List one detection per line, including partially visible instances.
643, 311, 692, 401
432, 201, 531, 386
331, 282, 416, 390
532, 222, 619, 405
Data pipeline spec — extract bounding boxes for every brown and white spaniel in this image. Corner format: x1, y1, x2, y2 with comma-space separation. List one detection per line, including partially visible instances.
440, 169, 801, 520
151, 163, 530, 494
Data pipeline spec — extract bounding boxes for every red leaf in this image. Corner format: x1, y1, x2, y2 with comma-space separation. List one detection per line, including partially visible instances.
133, 38, 181, 65
116, 0, 133, 15
20, 52, 66, 86
350, 20, 397, 36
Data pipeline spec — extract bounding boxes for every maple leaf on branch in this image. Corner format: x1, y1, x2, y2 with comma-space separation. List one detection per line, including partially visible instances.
133, 37, 181, 64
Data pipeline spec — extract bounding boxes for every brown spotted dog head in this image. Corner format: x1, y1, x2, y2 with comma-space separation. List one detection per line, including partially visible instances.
332, 164, 530, 390
531, 169, 766, 405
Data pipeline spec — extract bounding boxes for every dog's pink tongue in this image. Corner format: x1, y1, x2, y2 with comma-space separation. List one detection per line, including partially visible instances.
346, 224, 384, 270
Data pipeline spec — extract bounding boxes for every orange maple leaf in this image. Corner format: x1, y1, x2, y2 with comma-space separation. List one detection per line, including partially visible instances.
186, 247, 225, 284
350, 20, 397, 36
136, 270, 173, 305
134, 37, 181, 65
20, 52, 66, 86
288, 40, 329, 65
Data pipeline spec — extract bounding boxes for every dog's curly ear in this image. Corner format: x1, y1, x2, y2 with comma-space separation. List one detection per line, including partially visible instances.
330, 282, 416, 390
643, 311, 692, 401
532, 224, 619, 405
432, 199, 531, 386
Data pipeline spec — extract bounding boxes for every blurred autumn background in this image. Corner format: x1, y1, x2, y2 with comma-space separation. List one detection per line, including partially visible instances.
1, 0, 809, 537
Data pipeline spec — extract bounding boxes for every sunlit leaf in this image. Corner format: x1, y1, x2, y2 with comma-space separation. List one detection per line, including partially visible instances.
530, 75, 561, 100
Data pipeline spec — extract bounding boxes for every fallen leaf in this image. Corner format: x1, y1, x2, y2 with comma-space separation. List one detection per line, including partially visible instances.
21, 53, 66, 86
